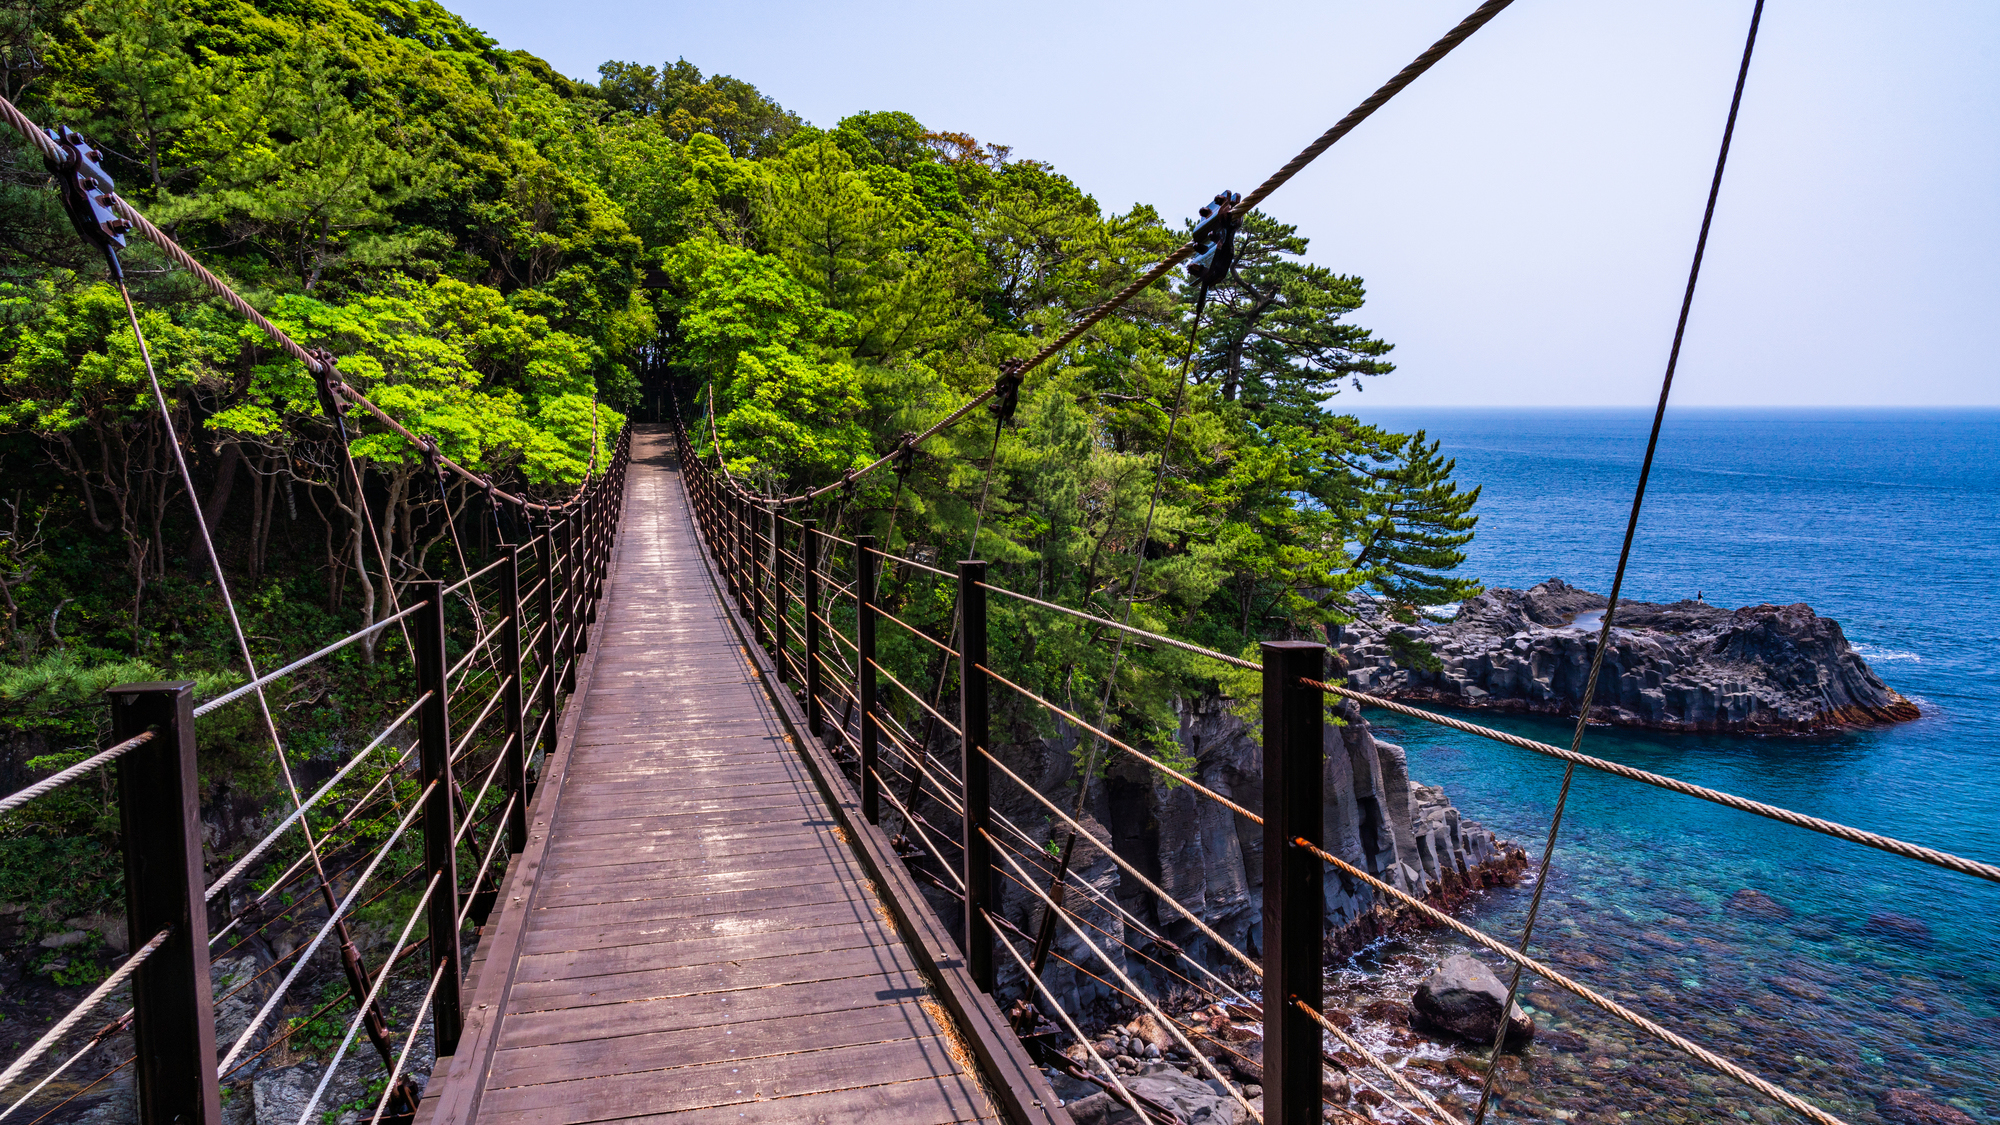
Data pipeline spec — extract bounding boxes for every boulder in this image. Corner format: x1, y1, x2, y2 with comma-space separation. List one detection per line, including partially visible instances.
1412, 954, 1534, 1046
1064, 1068, 1245, 1124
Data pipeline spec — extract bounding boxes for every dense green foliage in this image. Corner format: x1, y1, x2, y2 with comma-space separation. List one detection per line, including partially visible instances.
0, 0, 1482, 950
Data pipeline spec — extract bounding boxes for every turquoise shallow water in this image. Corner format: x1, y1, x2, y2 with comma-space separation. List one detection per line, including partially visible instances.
1343, 408, 2000, 1123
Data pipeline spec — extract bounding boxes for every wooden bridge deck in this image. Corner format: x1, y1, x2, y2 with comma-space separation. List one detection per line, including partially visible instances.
428, 426, 998, 1125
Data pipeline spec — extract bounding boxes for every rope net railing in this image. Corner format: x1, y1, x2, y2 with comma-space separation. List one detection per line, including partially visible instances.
673, 407, 1999, 1125
0, 425, 630, 1123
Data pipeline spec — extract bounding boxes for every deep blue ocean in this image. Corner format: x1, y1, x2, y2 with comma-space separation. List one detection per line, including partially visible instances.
1344, 408, 2000, 1124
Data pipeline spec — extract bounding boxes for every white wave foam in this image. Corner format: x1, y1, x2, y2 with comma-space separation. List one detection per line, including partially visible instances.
1852, 644, 1921, 663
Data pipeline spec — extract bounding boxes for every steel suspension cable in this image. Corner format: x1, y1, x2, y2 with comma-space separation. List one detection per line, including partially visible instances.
1469, 6, 1764, 1120
678, 0, 1515, 510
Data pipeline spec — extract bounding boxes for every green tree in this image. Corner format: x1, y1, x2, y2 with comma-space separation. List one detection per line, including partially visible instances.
158, 34, 442, 292
1194, 211, 1395, 422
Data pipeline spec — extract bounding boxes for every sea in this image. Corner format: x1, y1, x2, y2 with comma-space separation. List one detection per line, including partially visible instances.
1338, 408, 2000, 1124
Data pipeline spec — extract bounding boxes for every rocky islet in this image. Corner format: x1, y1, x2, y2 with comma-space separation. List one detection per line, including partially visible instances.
1339, 579, 1920, 734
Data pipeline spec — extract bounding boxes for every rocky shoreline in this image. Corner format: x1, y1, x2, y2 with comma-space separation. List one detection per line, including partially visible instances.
1338, 579, 1920, 734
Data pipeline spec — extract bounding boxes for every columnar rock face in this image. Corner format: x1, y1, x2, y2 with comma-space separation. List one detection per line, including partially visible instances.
950, 694, 1520, 1016
1338, 579, 1920, 734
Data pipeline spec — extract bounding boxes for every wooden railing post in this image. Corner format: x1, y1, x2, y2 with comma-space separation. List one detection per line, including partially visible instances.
771, 507, 790, 681
499, 545, 529, 854
803, 519, 822, 736
855, 535, 879, 825
536, 525, 560, 770
557, 513, 579, 693
738, 497, 757, 629
1262, 640, 1326, 1125
107, 680, 220, 1125
414, 581, 464, 1058
569, 507, 589, 654
959, 559, 993, 992
582, 494, 598, 626
751, 502, 769, 649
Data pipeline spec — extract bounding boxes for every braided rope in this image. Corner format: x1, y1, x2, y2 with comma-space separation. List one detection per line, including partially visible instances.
1305, 679, 2000, 885
705, 0, 1517, 508
1292, 999, 1463, 1125
0, 731, 153, 816
0, 929, 170, 1096
1288, 834, 1849, 1125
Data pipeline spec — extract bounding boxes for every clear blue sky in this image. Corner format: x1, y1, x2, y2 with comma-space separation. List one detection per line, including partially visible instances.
449, 0, 1998, 408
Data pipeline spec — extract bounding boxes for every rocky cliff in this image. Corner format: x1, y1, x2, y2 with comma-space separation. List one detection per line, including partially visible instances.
922, 694, 1524, 1018
1337, 579, 1919, 734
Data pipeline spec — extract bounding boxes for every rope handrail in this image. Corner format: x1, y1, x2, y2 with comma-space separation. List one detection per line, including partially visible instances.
458, 792, 518, 930
292, 870, 443, 1125
1292, 999, 1462, 1125
975, 582, 1262, 671
216, 777, 435, 1078
974, 743, 1260, 980
864, 545, 956, 580
1287, 833, 1849, 1125
204, 691, 428, 900
680, 0, 1516, 510
0, 731, 155, 816
366, 961, 450, 1125
984, 828, 1262, 1122
441, 553, 510, 596
872, 605, 959, 658
0, 928, 171, 1097
975, 663, 1260, 824
866, 657, 962, 738
986, 912, 1155, 1125
1307, 678, 2000, 885
192, 598, 430, 718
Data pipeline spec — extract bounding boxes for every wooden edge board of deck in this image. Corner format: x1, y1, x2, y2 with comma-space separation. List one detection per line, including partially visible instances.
672, 450, 1071, 1125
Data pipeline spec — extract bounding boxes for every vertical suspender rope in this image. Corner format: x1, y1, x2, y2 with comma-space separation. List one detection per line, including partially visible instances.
1467, 3, 1765, 1122
1030, 279, 1211, 973
111, 269, 420, 1112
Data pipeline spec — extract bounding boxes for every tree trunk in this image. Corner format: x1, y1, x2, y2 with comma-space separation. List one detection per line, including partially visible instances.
189, 440, 241, 577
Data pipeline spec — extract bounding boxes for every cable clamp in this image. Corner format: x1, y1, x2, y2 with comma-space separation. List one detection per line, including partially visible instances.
1185, 190, 1242, 284
42, 127, 130, 258
987, 362, 1025, 424
891, 432, 919, 479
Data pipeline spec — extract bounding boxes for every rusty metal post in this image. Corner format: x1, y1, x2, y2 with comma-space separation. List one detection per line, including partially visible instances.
414, 581, 464, 1057
499, 545, 529, 854
108, 681, 220, 1125
1262, 640, 1325, 1125
803, 519, 822, 737
959, 559, 993, 992
855, 535, 879, 825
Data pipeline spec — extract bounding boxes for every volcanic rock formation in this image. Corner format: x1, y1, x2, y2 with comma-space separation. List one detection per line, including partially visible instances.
1338, 579, 1919, 734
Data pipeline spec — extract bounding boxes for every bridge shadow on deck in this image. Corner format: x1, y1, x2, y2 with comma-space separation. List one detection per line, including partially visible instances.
425, 426, 997, 1125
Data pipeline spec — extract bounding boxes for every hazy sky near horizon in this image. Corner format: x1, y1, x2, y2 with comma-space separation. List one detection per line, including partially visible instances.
448, 0, 1997, 408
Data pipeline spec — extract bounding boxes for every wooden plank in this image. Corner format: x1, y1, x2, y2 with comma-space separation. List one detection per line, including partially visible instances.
497, 970, 935, 1050
487, 999, 942, 1088
614, 1080, 998, 1125
476, 1035, 976, 1124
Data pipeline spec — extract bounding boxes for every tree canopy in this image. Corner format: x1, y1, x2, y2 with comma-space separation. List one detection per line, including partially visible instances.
0, 0, 1481, 802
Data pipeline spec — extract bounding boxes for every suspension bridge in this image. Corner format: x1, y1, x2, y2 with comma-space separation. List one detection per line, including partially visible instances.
1, 1, 1996, 1123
